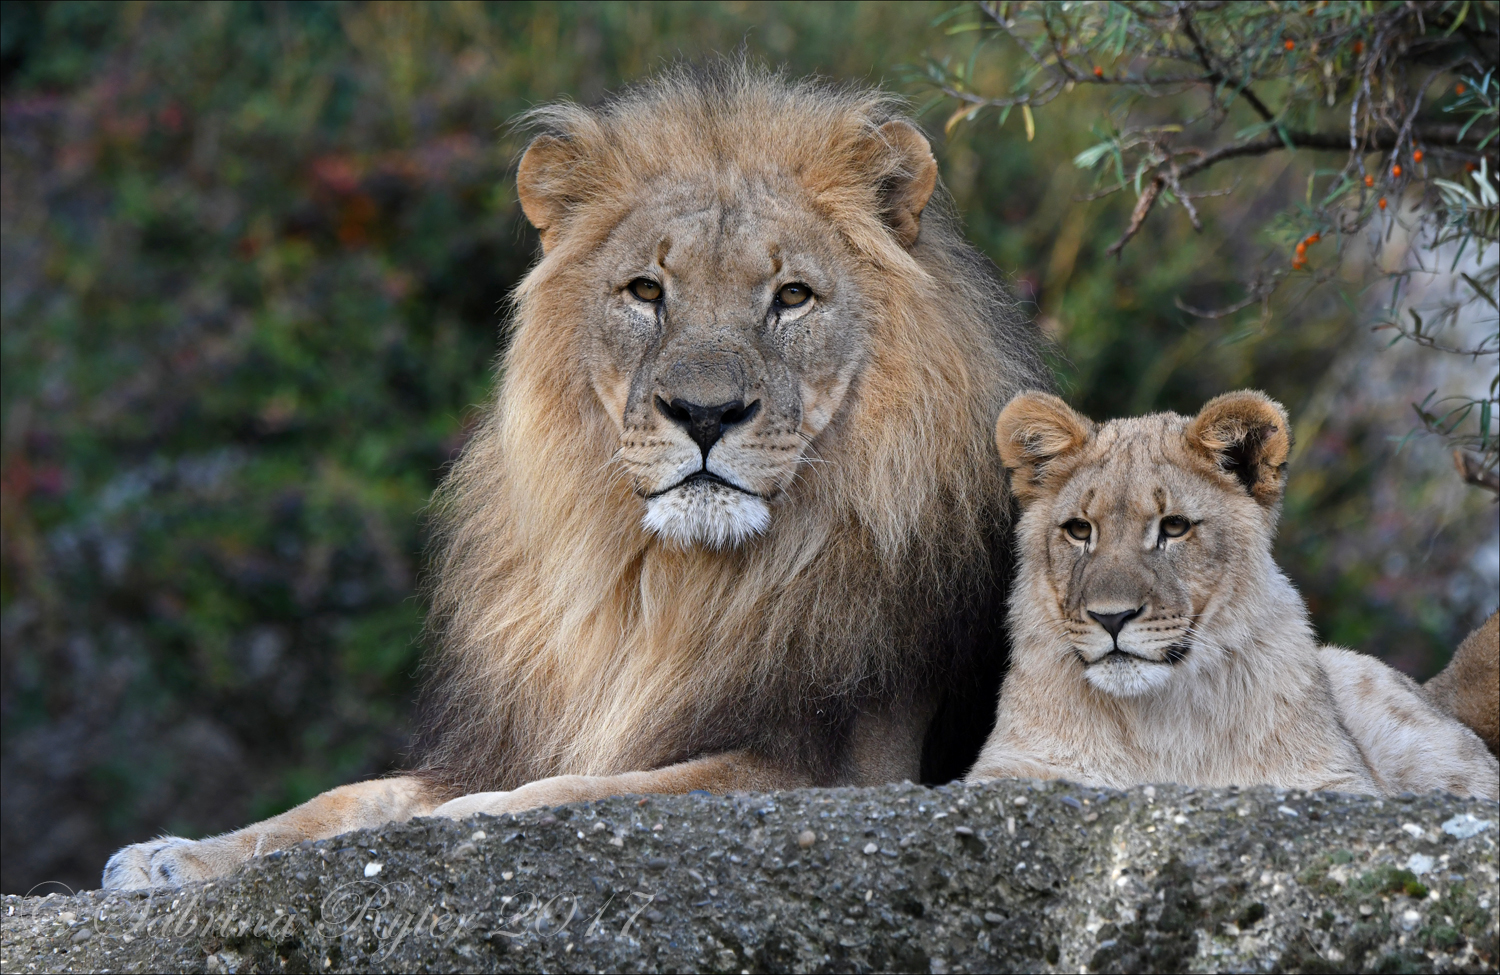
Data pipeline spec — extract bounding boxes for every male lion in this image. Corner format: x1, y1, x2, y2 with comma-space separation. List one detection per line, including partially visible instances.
103, 67, 1046, 889
969, 390, 1499, 799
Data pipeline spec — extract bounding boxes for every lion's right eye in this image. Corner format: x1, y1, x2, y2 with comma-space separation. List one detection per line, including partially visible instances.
776, 282, 812, 307
628, 278, 662, 302
1062, 519, 1092, 542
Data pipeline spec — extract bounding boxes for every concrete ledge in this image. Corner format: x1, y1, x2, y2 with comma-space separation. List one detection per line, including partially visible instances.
3, 781, 1497, 973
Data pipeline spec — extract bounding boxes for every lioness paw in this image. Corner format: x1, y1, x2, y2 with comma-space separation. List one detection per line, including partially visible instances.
102, 837, 215, 890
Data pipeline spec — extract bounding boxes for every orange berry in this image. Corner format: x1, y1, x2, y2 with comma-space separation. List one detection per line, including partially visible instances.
1307, 233, 1321, 243
1364, 175, 1375, 187
1378, 197, 1387, 209
1352, 40, 1364, 54
1093, 66, 1104, 78
1456, 83, 1466, 94
1296, 242, 1307, 256
1292, 259, 1305, 269
1412, 149, 1423, 163
1285, 39, 1295, 51
1392, 164, 1402, 177
1466, 161, 1479, 172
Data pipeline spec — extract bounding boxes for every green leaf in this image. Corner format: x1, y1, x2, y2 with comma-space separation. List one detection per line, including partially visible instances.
1234, 119, 1276, 141
1445, 1, 1470, 35
1073, 141, 1115, 169
1461, 273, 1499, 311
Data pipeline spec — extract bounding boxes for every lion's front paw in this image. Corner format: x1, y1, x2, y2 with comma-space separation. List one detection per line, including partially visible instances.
102, 837, 217, 890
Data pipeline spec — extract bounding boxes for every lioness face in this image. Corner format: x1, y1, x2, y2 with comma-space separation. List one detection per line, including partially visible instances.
997, 392, 1292, 698
1031, 431, 1253, 697
583, 183, 873, 548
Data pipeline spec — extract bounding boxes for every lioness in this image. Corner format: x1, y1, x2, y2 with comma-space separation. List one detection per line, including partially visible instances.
102, 66, 1047, 888
969, 390, 1499, 799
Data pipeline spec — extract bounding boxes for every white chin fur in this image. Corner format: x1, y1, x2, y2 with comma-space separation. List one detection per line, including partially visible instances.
642, 481, 770, 549
1083, 655, 1176, 698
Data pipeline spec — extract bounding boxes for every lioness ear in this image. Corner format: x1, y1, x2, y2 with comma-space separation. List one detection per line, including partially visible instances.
517, 135, 581, 253
876, 120, 938, 249
1185, 391, 1292, 508
995, 392, 1095, 504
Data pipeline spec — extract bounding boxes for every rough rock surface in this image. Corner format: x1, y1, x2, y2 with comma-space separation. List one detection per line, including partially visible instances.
3, 781, 1497, 974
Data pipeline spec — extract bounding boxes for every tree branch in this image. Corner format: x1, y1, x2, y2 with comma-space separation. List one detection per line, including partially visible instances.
1105, 122, 1489, 257
1169, 124, 1486, 182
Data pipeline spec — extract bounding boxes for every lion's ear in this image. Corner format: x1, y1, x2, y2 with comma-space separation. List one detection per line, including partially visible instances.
1185, 391, 1292, 508
875, 120, 938, 249
517, 135, 581, 253
995, 392, 1095, 505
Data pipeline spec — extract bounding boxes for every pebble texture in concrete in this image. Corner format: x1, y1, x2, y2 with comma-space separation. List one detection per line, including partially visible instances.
2, 780, 1497, 973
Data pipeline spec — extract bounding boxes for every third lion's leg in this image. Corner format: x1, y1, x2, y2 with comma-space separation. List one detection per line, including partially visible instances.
432, 750, 815, 819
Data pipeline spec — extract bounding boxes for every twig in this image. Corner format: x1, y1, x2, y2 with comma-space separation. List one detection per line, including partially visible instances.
1391, 61, 1461, 166
1178, 3, 1276, 122
1107, 177, 1164, 257
1164, 156, 1202, 230
1373, 323, 1500, 357
1453, 450, 1500, 493
1175, 279, 1277, 319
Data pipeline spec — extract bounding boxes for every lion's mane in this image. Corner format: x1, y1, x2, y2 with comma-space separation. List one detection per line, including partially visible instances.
414, 65, 1047, 794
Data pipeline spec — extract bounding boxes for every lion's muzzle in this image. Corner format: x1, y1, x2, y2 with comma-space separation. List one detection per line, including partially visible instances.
655, 395, 761, 462
621, 346, 798, 549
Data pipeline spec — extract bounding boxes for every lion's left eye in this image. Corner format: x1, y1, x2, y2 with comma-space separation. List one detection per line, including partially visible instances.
628, 278, 662, 302
775, 282, 812, 307
1160, 515, 1191, 538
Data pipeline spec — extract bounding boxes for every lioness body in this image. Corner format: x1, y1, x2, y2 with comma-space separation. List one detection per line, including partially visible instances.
103, 67, 1046, 889
970, 392, 1498, 799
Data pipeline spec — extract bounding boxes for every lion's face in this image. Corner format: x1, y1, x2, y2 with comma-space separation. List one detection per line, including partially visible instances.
583, 181, 871, 548
514, 106, 939, 550
996, 392, 1292, 698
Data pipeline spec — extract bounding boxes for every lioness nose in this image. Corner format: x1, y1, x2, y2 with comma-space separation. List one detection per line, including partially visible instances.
656, 396, 760, 460
1087, 607, 1143, 640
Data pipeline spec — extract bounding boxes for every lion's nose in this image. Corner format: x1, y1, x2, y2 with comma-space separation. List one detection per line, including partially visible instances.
1087, 607, 1143, 641
656, 396, 760, 461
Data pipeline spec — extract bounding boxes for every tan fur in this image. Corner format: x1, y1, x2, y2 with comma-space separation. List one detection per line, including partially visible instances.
969, 391, 1499, 800
103, 65, 1046, 890
1423, 612, 1500, 755
102, 777, 439, 889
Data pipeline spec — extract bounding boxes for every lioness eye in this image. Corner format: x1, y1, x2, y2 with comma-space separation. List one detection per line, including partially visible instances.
1062, 519, 1092, 542
628, 278, 662, 302
776, 282, 812, 307
1160, 515, 1191, 538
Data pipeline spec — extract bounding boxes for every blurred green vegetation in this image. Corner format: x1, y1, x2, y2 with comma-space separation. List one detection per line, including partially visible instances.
1, 1, 1494, 896
926, 0, 1499, 486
